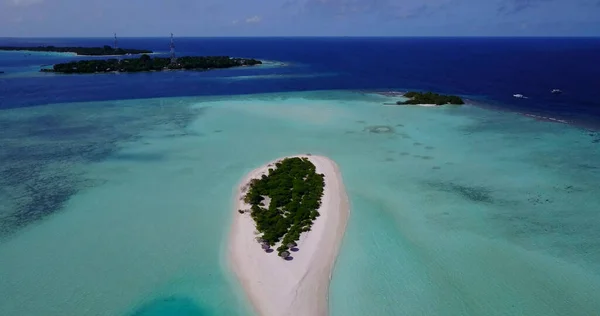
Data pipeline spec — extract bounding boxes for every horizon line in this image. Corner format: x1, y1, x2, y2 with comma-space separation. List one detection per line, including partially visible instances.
1, 35, 599, 39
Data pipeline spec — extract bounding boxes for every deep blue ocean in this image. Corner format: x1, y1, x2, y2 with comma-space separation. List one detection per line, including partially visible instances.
1, 37, 599, 127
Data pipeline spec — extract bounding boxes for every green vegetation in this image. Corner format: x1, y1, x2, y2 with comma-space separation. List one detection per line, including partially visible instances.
398, 91, 464, 105
0, 45, 152, 56
40, 54, 262, 74
244, 157, 325, 257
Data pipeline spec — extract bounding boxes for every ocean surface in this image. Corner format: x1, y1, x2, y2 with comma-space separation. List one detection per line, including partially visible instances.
1, 37, 600, 316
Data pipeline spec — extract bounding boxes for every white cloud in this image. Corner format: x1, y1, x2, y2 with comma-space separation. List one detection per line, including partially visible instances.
232, 20, 239, 25
245, 15, 262, 23
8, 0, 43, 6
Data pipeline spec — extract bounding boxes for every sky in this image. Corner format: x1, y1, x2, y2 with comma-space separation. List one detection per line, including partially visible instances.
1, 0, 600, 37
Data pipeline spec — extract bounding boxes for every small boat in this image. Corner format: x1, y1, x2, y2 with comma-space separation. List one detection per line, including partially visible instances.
551, 89, 562, 94
513, 94, 527, 99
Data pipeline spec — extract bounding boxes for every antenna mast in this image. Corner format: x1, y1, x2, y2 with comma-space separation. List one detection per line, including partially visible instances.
170, 33, 177, 65
114, 32, 121, 63
113, 33, 121, 64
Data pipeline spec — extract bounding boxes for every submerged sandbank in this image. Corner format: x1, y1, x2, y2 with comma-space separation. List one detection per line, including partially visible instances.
229, 155, 350, 316
383, 103, 438, 107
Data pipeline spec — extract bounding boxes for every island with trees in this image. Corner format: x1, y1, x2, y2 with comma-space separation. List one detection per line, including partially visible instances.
397, 91, 465, 105
242, 157, 325, 258
40, 54, 263, 74
0, 45, 152, 56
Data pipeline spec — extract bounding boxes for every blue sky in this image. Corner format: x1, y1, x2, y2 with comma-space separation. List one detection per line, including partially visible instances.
1, 0, 599, 37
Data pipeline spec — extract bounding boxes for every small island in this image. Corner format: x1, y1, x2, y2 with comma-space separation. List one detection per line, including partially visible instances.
230, 155, 349, 316
40, 54, 262, 74
398, 91, 465, 105
243, 157, 325, 257
0, 45, 152, 56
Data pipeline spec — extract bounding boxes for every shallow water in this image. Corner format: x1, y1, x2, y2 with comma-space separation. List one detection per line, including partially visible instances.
0, 90, 599, 315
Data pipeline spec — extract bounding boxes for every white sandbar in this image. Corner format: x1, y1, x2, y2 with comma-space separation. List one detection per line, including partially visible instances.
229, 155, 350, 316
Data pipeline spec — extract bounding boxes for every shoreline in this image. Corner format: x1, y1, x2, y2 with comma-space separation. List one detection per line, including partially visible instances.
383, 102, 438, 107
0, 50, 77, 57
0, 50, 156, 57
229, 155, 350, 316
73, 52, 161, 57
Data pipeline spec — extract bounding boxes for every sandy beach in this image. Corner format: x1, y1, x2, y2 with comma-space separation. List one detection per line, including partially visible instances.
229, 155, 350, 316
383, 103, 438, 107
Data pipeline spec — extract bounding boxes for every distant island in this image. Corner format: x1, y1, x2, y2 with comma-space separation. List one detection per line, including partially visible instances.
40, 54, 262, 74
242, 157, 325, 258
0, 45, 152, 56
398, 91, 465, 105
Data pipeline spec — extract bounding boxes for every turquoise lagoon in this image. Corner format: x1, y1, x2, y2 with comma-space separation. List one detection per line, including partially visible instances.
0, 90, 600, 315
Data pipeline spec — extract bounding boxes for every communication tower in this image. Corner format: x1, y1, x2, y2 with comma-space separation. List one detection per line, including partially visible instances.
170, 33, 177, 65
114, 33, 121, 63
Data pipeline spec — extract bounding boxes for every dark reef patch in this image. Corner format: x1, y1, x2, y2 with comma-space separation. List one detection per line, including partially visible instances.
0, 100, 204, 239
587, 131, 599, 144
413, 142, 422, 146
363, 125, 395, 134
399, 152, 410, 156
425, 146, 435, 150
526, 192, 553, 205
554, 184, 583, 193
164, 132, 192, 138
428, 181, 494, 203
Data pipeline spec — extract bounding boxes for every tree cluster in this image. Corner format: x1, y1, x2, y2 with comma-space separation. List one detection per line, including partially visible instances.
40, 54, 262, 74
0, 45, 152, 56
244, 157, 325, 256
398, 91, 464, 105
